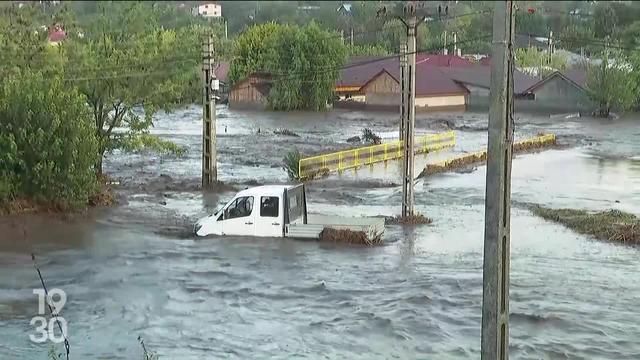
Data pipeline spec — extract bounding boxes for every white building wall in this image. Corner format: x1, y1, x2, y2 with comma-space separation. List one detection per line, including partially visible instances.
415, 95, 466, 108
196, 3, 222, 18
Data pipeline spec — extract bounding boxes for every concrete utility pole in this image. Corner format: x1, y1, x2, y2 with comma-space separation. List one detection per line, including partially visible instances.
399, 43, 408, 141
401, 11, 418, 218
453, 32, 457, 56
548, 30, 554, 65
443, 30, 448, 54
202, 35, 217, 187
350, 27, 354, 46
481, 1, 515, 360
379, 1, 428, 218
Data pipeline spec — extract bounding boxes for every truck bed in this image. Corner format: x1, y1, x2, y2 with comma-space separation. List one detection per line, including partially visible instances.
285, 214, 385, 241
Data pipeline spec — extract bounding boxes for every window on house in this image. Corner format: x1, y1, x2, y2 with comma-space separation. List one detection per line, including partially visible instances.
224, 196, 254, 219
260, 197, 279, 217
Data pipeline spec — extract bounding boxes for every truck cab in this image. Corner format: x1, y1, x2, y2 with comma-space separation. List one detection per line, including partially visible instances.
194, 184, 307, 237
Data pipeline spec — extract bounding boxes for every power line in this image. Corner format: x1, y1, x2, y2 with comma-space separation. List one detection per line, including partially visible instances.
516, 32, 640, 53
260, 35, 492, 80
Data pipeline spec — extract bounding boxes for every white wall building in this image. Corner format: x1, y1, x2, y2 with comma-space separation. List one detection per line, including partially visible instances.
193, 3, 222, 18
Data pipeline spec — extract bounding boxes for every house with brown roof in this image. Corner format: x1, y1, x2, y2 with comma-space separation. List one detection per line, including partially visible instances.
228, 73, 272, 110
335, 54, 473, 112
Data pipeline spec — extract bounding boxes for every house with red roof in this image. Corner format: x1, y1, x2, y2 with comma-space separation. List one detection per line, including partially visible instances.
335, 54, 474, 112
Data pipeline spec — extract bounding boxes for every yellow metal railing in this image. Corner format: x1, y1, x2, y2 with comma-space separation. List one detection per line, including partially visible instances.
299, 131, 456, 179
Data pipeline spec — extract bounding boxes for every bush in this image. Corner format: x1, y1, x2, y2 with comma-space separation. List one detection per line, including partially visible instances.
282, 149, 301, 180
0, 71, 99, 209
0, 133, 18, 202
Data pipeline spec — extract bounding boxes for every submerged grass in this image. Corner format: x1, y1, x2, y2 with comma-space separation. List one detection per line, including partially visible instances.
531, 206, 640, 245
386, 213, 433, 225
420, 133, 557, 177
320, 227, 383, 246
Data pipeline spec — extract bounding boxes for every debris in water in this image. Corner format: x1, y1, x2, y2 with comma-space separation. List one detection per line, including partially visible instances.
530, 206, 639, 245
361, 128, 382, 145
274, 129, 300, 137
320, 227, 383, 246
419, 134, 557, 177
386, 213, 433, 225
346, 135, 361, 143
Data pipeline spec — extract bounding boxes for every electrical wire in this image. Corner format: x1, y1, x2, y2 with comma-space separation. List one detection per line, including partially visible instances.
254, 35, 493, 81
516, 32, 640, 53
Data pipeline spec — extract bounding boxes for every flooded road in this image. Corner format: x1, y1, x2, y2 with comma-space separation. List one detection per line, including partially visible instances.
1, 107, 639, 359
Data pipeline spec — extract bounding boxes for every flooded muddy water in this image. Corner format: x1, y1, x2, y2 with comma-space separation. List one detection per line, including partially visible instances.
1, 107, 639, 359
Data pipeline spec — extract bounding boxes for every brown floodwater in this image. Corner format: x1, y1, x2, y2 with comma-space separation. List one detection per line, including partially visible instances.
1, 107, 639, 359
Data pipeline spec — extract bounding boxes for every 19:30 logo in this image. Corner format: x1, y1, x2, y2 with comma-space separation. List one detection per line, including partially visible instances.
29, 289, 68, 344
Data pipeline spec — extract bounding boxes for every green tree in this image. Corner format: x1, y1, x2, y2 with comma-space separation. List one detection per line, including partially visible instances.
516, 8, 548, 35
346, 44, 389, 57
0, 71, 98, 208
228, 22, 281, 85
377, 19, 429, 53
586, 52, 637, 117
229, 22, 346, 111
592, 2, 618, 39
62, 2, 201, 174
515, 47, 567, 73
558, 23, 597, 55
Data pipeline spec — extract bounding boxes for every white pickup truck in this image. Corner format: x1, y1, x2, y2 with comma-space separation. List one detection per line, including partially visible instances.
194, 184, 385, 241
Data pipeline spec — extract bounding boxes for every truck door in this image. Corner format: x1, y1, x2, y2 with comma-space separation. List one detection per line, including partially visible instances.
221, 196, 255, 236
254, 195, 283, 237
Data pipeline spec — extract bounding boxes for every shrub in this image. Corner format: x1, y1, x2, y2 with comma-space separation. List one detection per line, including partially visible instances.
282, 149, 301, 180
0, 71, 99, 209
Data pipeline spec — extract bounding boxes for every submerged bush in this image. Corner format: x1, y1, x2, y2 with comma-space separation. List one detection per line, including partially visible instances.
0, 71, 99, 209
282, 149, 301, 180
362, 128, 382, 145
531, 206, 640, 245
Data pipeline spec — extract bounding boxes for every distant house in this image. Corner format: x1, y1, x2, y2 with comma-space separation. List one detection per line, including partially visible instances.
437, 66, 538, 109
337, 3, 353, 15
192, 3, 222, 18
520, 69, 594, 113
228, 73, 272, 110
214, 61, 230, 102
335, 54, 473, 112
361, 67, 469, 112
